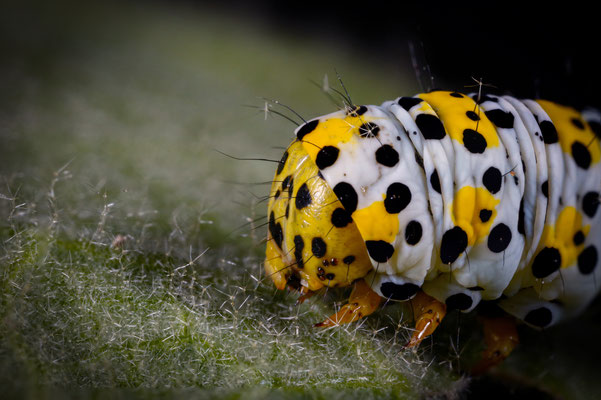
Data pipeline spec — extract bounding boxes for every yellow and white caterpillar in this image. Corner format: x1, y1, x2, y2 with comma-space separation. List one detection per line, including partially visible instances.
264, 90, 601, 371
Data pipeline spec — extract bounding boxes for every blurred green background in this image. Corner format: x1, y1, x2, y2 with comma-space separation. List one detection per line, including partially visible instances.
1, 1, 600, 399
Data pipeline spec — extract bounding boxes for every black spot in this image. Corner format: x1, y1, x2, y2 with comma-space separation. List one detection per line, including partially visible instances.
277, 151, 288, 175
463, 129, 487, 153
414, 150, 424, 170
333, 182, 358, 213
440, 226, 468, 264
479, 209, 492, 223
571, 118, 585, 130
450, 92, 463, 98
482, 167, 502, 194
365, 240, 395, 263
466, 110, 480, 121
315, 146, 340, 170
518, 199, 525, 234
325, 273, 335, 280
331, 207, 352, 228
294, 235, 304, 269
468, 286, 485, 291
484, 109, 515, 129
358, 122, 380, 138
571, 141, 591, 169
274, 189, 280, 199
573, 230, 585, 245
397, 96, 422, 111
488, 223, 512, 253
295, 183, 312, 210
513, 175, 519, 185
281, 175, 291, 192
375, 145, 400, 167
311, 237, 327, 258
348, 105, 367, 116
578, 246, 598, 274
531, 247, 562, 278
589, 121, 601, 138
405, 221, 423, 245
583, 192, 600, 217
343, 255, 355, 265
541, 180, 549, 198
524, 307, 553, 328
285, 203, 289, 219
380, 282, 419, 301
384, 182, 412, 214
416, 114, 446, 140
539, 120, 558, 144
430, 170, 441, 194
268, 212, 283, 249
445, 293, 473, 311
296, 119, 319, 140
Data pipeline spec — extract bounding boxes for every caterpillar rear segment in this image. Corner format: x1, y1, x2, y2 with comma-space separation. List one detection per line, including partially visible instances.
264, 92, 601, 371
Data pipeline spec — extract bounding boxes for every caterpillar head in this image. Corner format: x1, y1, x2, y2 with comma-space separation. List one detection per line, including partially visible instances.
265, 135, 373, 294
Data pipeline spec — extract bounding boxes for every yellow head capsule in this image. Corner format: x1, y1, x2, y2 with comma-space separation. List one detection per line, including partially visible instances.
265, 140, 372, 293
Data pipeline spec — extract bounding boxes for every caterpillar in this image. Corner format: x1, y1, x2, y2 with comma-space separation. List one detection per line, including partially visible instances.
264, 89, 601, 372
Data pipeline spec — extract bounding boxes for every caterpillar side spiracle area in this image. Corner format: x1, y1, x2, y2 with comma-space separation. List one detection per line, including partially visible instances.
263, 88, 601, 373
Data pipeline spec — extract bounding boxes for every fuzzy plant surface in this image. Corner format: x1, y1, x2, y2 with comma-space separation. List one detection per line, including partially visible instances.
1, 1, 600, 399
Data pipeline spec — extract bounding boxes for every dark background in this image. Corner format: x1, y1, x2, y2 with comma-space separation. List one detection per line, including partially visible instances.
206, 0, 599, 109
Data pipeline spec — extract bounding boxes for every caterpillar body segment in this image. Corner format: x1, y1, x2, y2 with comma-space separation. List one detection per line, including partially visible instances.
264, 90, 601, 368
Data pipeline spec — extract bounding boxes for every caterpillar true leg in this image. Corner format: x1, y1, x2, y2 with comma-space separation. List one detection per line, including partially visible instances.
471, 315, 519, 375
314, 279, 382, 327
406, 290, 447, 348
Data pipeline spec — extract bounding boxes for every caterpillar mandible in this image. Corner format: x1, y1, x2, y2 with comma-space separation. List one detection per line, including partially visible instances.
264, 89, 601, 372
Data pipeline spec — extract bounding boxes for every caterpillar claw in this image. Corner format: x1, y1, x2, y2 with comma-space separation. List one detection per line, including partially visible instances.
405, 291, 447, 348
471, 316, 519, 375
296, 288, 316, 305
315, 279, 382, 328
